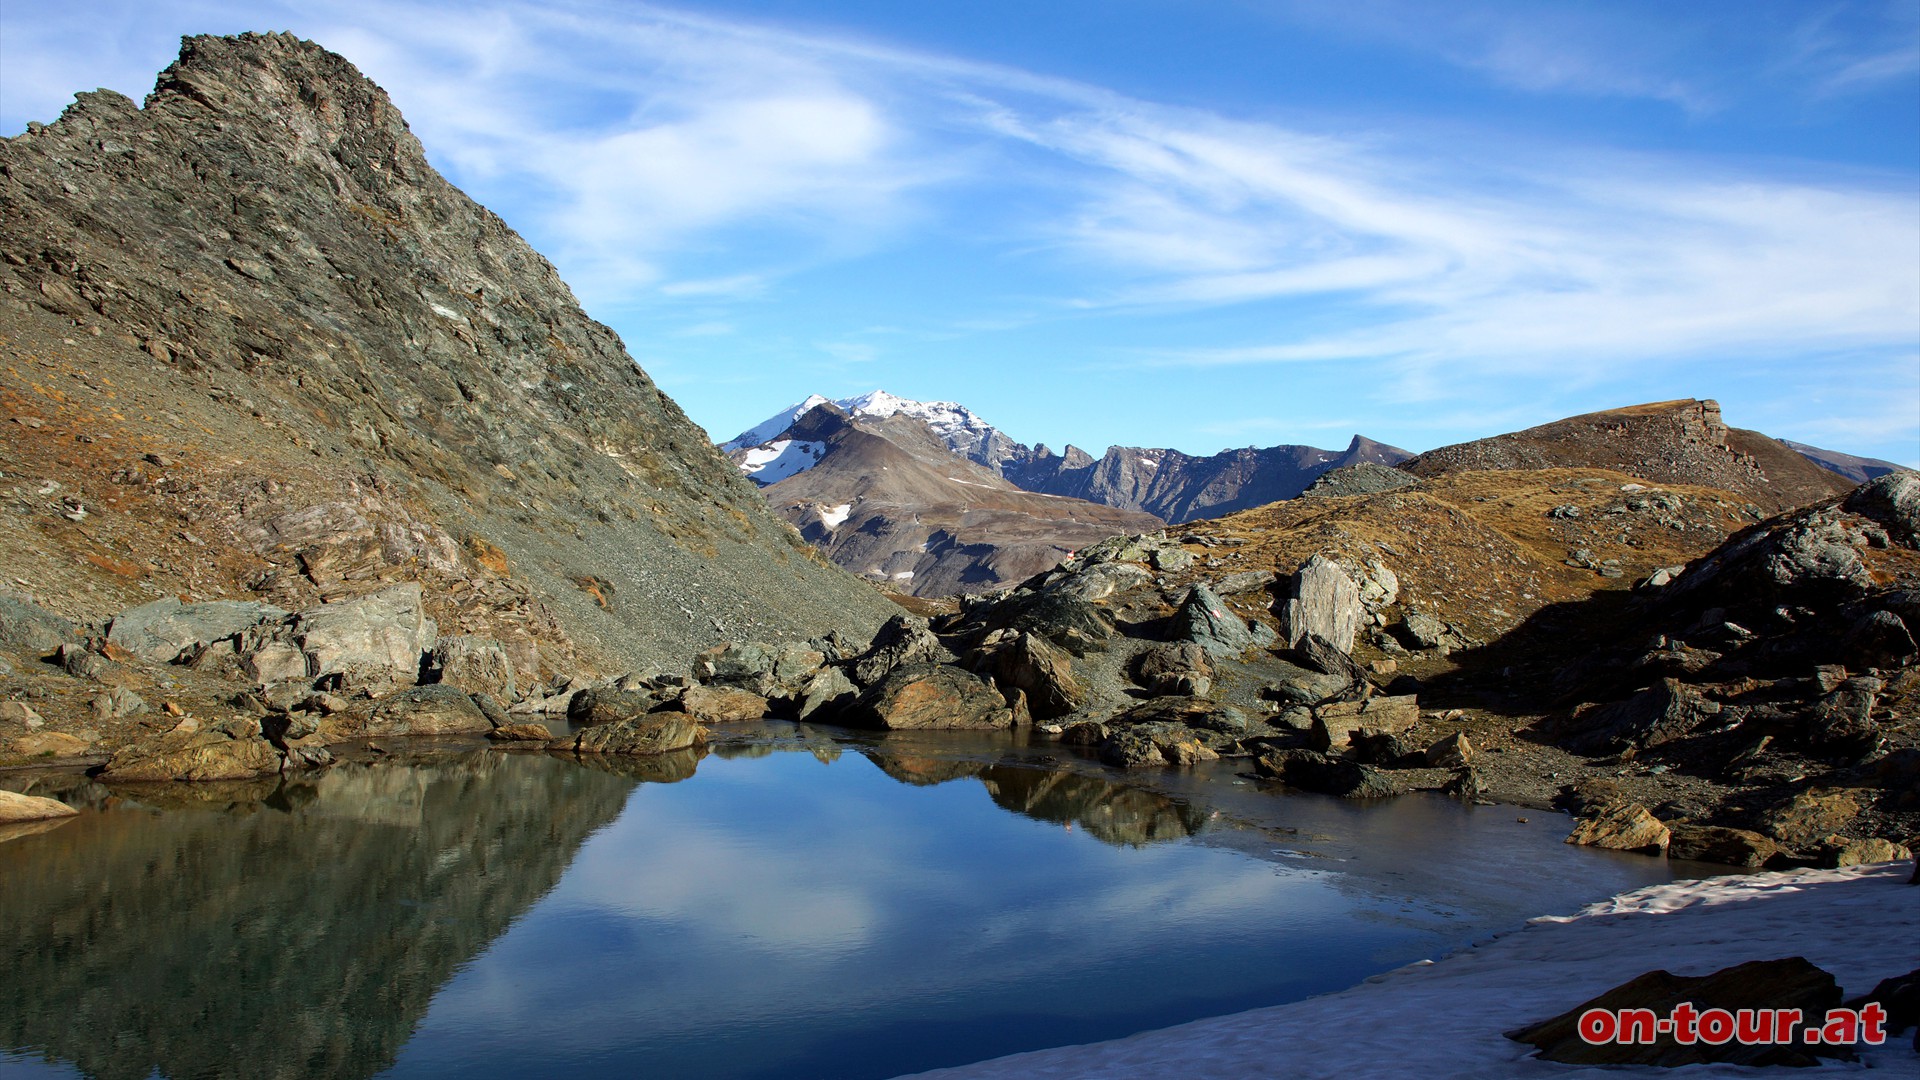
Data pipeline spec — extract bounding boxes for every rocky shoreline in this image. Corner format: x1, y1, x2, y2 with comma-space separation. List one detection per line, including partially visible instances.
6, 475, 1915, 875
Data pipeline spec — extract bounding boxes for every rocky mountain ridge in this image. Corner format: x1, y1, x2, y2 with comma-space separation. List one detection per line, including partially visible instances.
0, 32, 895, 681
724, 390, 1414, 522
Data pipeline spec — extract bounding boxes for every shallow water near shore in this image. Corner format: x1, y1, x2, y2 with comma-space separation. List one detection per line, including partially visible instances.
1, 725, 1712, 1080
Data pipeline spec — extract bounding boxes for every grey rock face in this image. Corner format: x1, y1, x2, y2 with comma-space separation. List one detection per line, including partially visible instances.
1172, 584, 1270, 659
0, 593, 77, 654
424, 635, 517, 703
107, 598, 287, 664
1276, 556, 1364, 653
287, 584, 436, 691
850, 616, 953, 686
366, 685, 491, 736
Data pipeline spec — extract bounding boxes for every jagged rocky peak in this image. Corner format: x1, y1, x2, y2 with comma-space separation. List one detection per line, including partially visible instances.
725, 389, 1024, 470
0, 32, 895, 674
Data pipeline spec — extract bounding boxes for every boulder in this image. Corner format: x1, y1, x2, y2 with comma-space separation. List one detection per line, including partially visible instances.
1666, 824, 1778, 867
486, 722, 553, 742
424, 635, 517, 702
1108, 696, 1253, 737
1804, 677, 1883, 756
1277, 555, 1364, 652
1843, 470, 1920, 547
0, 594, 77, 654
364, 685, 491, 736
981, 632, 1085, 720
566, 686, 664, 727
1567, 679, 1721, 752
1099, 724, 1218, 768
281, 584, 437, 691
1048, 560, 1154, 603
1823, 836, 1912, 868
985, 591, 1116, 655
850, 616, 952, 686
1764, 788, 1863, 848
1254, 749, 1403, 799
679, 685, 769, 723
1507, 957, 1847, 1067
1310, 695, 1419, 752
0, 789, 80, 824
1172, 583, 1268, 658
7, 732, 93, 759
0, 701, 44, 729
693, 641, 778, 694
796, 666, 858, 721
1424, 732, 1473, 769
845, 664, 1014, 731
1292, 634, 1366, 685
106, 597, 286, 663
1398, 609, 1459, 650
1350, 732, 1422, 768
563, 714, 705, 755
1133, 642, 1214, 697
1566, 802, 1670, 853
1844, 610, 1916, 670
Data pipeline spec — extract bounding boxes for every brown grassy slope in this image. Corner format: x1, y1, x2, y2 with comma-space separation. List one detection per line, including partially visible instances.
1165, 468, 1759, 647
1403, 399, 1851, 515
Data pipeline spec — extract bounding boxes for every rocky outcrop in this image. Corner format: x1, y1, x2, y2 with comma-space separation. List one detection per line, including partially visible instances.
1275, 555, 1364, 652
561, 714, 706, 755
0, 32, 893, 679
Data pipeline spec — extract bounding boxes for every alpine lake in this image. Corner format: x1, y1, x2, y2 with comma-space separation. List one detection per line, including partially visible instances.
0, 723, 1718, 1080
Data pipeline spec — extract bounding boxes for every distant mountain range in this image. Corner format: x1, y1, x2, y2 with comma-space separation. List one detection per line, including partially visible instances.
719, 391, 1907, 596
725, 400, 1161, 596
722, 391, 1413, 523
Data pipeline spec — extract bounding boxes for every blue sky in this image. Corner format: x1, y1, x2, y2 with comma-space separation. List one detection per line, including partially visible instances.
4, 1, 1917, 464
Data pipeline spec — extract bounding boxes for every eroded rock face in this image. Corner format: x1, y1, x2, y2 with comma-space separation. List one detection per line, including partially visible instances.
1565, 802, 1670, 853
106, 599, 288, 664
101, 723, 301, 782
362, 685, 491, 737
679, 685, 769, 723
977, 632, 1085, 721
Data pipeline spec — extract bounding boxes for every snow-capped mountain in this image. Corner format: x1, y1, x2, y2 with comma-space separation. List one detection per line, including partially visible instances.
723, 390, 1023, 471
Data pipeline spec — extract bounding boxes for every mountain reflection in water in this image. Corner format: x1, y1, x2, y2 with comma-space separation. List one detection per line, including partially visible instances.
0, 752, 639, 1080
1, 730, 1690, 1080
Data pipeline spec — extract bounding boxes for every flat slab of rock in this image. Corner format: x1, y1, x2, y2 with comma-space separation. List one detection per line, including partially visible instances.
1566, 802, 1670, 853
1311, 695, 1418, 752
101, 728, 289, 782
561, 715, 705, 755
680, 685, 769, 723
485, 723, 553, 742
107, 597, 286, 663
0, 788, 80, 824
846, 663, 1013, 730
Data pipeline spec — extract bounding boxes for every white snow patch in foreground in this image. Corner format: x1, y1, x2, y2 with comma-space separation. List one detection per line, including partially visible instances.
900, 863, 1920, 1079
820, 503, 852, 529
738, 440, 825, 484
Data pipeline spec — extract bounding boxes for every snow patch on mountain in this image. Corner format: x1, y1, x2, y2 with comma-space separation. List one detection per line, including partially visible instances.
820, 503, 852, 529
738, 440, 825, 484
721, 395, 832, 453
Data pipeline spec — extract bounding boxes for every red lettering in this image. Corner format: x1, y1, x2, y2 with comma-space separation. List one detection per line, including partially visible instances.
1670, 1001, 1699, 1044
1773, 1008, 1803, 1044
1696, 1008, 1735, 1045
1735, 1008, 1769, 1044
1577, 1009, 1616, 1045
1618, 1008, 1658, 1044
1859, 1002, 1888, 1045
1821, 1009, 1859, 1046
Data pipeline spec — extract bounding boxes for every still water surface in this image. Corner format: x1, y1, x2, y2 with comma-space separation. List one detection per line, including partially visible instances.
1, 726, 1700, 1079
